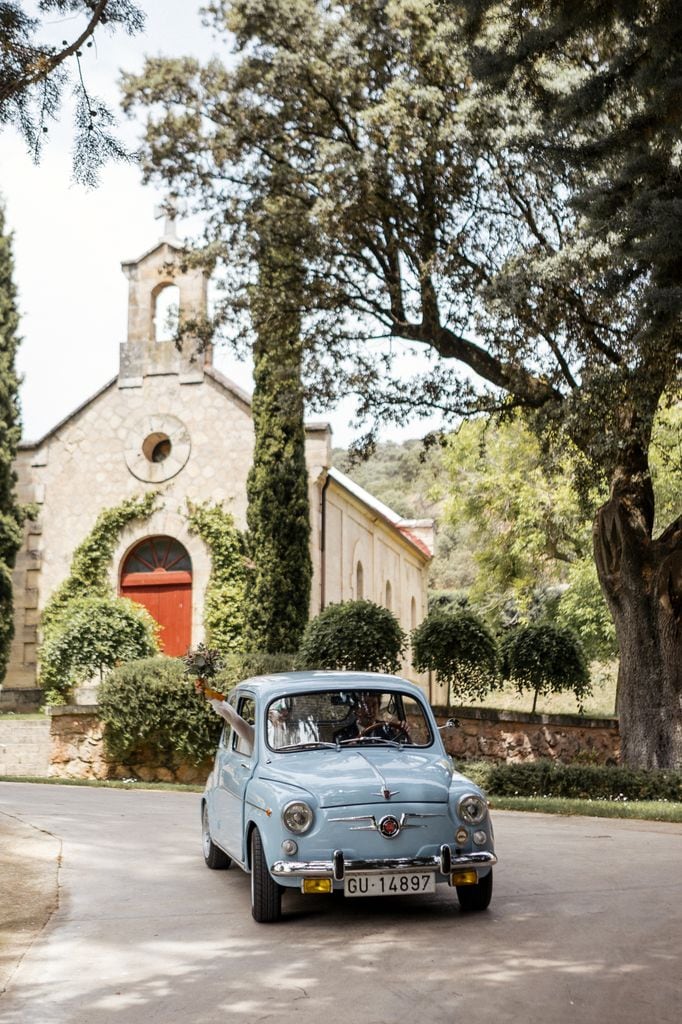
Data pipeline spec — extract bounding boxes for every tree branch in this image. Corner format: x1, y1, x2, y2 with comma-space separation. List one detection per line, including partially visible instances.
0, 1, 110, 104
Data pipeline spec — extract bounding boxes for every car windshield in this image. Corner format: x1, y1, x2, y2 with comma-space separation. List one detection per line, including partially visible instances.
265, 689, 433, 751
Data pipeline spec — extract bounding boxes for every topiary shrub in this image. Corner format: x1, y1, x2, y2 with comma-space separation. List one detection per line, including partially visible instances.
500, 623, 591, 713
297, 600, 406, 673
39, 596, 160, 702
99, 656, 221, 765
411, 609, 500, 703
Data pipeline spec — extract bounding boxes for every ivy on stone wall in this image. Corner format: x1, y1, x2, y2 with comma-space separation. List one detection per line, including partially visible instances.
186, 500, 247, 655
40, 492, 159, 637
38, 492, 160, 699
0, 203, 28, 682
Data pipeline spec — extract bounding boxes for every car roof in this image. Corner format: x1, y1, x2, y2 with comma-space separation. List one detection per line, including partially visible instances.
233, 670, 428, 701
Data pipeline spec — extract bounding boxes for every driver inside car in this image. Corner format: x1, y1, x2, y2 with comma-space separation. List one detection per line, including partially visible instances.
334, 692, 411, 743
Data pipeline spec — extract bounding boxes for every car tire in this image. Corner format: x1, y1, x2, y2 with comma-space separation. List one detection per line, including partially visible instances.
202, 803, 231, 870
456, 868, 493, 912
250, 827, 282, 923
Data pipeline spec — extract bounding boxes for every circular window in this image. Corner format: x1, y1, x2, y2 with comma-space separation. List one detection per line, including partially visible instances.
142, 432, 172, 464
124, 414, 191, 482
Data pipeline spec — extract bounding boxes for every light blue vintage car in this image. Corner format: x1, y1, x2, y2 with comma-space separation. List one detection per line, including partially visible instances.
201, 671, 497, 922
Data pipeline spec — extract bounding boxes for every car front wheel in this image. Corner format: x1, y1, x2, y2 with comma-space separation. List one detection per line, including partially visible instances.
250, 827, 282, 923
456, 868, 493, 912
202, 803, 231, 870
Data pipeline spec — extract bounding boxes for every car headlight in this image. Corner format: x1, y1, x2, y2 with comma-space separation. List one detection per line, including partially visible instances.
457, 792, 487, 825
282, 800, 314, 834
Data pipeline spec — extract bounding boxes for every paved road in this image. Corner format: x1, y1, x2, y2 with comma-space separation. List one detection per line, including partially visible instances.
0, 782, 680, 1024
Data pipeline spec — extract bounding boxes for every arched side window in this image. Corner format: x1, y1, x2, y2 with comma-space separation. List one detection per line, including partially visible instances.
385, 580, 392, 611
153, 284, 180, 342
410, 596, 417, 631
356, 561, 364, 600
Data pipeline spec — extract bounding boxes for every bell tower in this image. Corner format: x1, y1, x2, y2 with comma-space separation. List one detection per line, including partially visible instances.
118, 207, 212, 388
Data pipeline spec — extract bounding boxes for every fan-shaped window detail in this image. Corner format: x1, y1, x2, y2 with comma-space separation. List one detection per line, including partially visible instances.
122, 536, 191, 577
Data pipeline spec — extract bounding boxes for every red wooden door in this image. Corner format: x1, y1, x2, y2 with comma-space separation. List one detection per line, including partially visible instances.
120, 537, 192, 657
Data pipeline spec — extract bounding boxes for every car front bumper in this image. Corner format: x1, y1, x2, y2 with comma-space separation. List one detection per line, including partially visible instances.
271, 847, 497, 881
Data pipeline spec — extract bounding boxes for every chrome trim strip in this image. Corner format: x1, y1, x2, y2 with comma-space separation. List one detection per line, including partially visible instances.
329, 811, 441, 833
270, 851, 497, 878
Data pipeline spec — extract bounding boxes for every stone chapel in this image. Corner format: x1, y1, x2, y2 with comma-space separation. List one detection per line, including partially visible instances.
1, 220, 435, 711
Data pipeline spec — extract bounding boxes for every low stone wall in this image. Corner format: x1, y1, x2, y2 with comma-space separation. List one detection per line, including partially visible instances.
435, 706, 620, 765
46, 703, 621, 781
48, 707, 211, 784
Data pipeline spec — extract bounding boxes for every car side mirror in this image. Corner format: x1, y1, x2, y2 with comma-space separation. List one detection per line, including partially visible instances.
438, 718, 460, 729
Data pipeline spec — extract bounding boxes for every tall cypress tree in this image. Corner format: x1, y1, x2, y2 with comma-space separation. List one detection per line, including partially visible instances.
0, 201, 25, 681
243, 194, 312, 653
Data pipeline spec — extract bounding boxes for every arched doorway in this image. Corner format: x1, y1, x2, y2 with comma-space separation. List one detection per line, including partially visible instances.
120, 536, 192, 656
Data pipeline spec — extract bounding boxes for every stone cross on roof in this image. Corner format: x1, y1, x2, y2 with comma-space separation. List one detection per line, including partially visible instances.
154, 200, 178, 241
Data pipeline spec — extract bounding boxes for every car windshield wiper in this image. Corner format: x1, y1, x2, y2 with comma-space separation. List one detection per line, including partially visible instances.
275, 741, 338, 752
337, 737, 401, 748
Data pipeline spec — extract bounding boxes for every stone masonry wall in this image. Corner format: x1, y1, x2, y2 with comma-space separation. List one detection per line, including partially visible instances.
48, 707, 211, 784
436, 706, 620, 765
47, 705, 620, 784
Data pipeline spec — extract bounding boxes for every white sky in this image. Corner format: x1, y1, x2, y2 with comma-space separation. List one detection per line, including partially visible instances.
1, 1, 444, 450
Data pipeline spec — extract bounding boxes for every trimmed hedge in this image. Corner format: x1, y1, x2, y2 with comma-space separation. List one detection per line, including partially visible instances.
298, 600, 406, 673
460, 760, 682, 803
99, 656, 221, 765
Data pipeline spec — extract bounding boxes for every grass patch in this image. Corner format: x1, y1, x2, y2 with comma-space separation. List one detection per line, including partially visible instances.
490, 795, 682, 822
0, 713, 45, 721
466, 660, 618, 718
0, 775, 203, 792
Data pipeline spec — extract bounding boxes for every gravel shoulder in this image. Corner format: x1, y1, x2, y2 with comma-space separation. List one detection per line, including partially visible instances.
0, 803, 61, 994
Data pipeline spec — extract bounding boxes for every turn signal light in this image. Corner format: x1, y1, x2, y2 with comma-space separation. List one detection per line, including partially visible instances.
302, 878, 333, 894
451, 870, 478, 886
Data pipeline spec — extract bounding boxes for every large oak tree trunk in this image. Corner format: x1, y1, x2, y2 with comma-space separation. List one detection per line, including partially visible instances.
594, 451, 682, 768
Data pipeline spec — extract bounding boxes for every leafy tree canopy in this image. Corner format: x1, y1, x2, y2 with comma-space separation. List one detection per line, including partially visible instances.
39, 594, 159, 701
500, 622, 591, 714
411, 608, 499, 703
1, 1, 145, 184
444, 414, 598, 614
298, 599, 406, 673
123, 0, 678, 463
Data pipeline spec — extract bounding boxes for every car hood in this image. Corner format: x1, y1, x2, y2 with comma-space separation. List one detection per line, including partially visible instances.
259, 748, 453, 807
